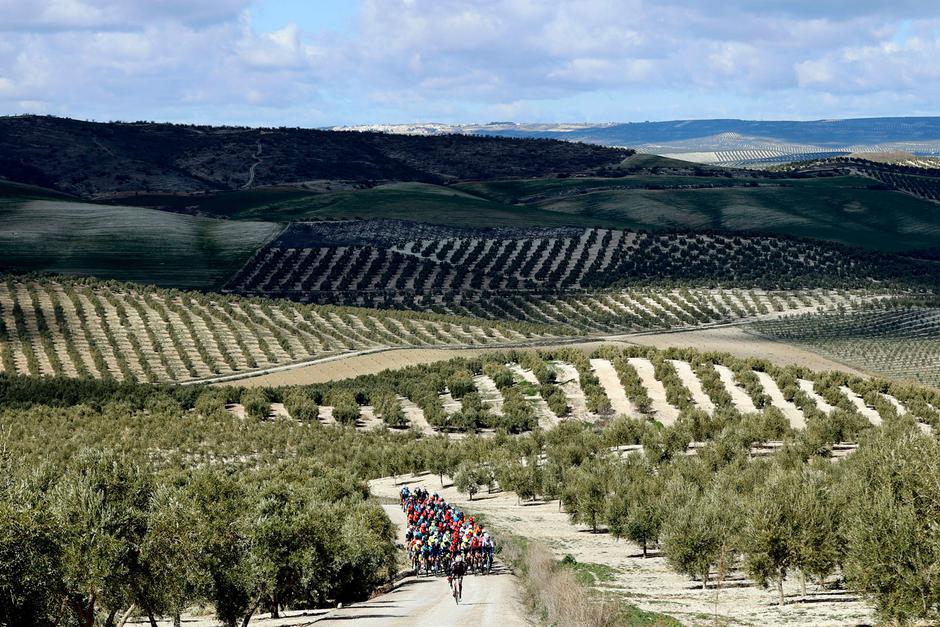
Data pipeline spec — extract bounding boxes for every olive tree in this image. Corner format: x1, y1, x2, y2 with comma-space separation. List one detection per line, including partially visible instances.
741, 467, 799, 607
131, 483, 204, 627
561, 457, 610, 533
660, 475, 741, 593
0, 476, 64, 626
841, 425, 940, 624
605, 455, 662, 557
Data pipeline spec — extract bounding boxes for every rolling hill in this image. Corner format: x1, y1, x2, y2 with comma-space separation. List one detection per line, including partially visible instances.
338, 117, 940, 167
0, 115, 631, 197
339, 117, 940, 148
0, 189, 281, 288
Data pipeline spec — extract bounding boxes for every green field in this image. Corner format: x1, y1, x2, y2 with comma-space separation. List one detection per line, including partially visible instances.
750, 307, 940, 388
119, 182, 610, 228
459, 175, 940, 252
114, 174, 940, 253
0, 197, 281, 288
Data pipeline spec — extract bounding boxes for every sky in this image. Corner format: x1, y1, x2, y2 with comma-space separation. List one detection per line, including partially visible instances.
1, 0, 939, 126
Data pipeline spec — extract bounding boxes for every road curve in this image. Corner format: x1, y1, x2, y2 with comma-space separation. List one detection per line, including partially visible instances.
242, 140, 263, 189
313, 505, 530, 626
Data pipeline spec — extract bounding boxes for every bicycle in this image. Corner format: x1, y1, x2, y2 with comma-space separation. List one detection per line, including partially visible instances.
450, 575, 463, 604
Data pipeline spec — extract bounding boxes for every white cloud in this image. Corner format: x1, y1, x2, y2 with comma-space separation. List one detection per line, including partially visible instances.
0, 0, 939, 124
0, 0, 252, 30
0, 77, 15, 96
795, 59, 834, 87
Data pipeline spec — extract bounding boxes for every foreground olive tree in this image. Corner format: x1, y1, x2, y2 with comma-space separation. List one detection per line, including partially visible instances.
561, 457, 610, 533
841, 424, 940, 624
52, 451, 152, 627
660, 472, 742, 592
606, 454, 662, 557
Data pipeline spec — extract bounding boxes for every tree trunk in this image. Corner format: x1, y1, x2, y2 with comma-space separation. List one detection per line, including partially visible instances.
777, 574, 785, 607
115, 604, 137, 627
713, 577, 721, 626
72, 595, 96, 627
642, 542, 647, 558
241, 597, 262, 627
271, 594, 280, 619
105, 608, 118, 627
173, 613, 182, 627
148, 612, 159, 627
800, 571, 806, 599
440, 473, 444, 487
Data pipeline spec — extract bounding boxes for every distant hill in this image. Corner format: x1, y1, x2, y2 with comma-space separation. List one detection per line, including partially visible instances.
0, 115, 631, 197
475, 117, 940, 147
337, 117, 940, 167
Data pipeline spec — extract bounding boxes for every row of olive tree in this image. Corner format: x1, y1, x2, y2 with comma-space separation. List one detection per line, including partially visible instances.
453, 413, 939, 624
0, 451, 396, 627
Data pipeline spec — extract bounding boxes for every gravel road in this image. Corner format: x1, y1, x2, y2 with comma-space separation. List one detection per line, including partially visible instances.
314, 505, 530, 626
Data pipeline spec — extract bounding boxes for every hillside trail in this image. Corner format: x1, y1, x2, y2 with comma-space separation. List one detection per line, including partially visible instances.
314, 504, 531, 626
242, 140, 263, 189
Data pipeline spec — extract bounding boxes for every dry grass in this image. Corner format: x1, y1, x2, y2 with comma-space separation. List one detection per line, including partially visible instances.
503, 536, 623, 627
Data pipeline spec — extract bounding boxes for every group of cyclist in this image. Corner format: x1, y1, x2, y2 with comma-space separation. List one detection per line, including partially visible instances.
400, 485, 496, 603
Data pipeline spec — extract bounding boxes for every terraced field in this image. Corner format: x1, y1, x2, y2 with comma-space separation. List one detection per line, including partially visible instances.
226, 346, 939, 437
227, 222, 918, 308
751, 306, 940, 387
0, 276, 897, 385
0, 277, 545, 383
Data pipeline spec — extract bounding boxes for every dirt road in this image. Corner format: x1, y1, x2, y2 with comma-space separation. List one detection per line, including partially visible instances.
314, 505, 530, 626
242, 140, 263, 189
370, 475, 874, 626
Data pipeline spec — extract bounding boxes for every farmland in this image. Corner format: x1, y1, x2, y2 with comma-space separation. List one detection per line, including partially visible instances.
0, 275, 553, 384
457, 173, 940, 253
231, 222, 899, 294
4, 340, 939, 625
0, 275, 902, 385
117, 172, 940, 254
3, 116, 940, 627
0, 196, 281, 288
218, 344, 939, 435
751, 303, 940, 387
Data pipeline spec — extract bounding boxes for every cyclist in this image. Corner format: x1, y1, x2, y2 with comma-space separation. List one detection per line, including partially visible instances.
420, 539, 432, 576
469, 533, 483, 573
399, 485, 496, 586
482, 533, 495, 574
450, 555, 467, 603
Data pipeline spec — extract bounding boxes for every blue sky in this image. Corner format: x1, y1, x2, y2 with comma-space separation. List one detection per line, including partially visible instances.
252, 0, 358, 34
0, 0, 938, 126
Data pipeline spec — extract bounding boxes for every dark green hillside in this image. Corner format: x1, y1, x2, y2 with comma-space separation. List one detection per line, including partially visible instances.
114, 172, 940, 253
0, 115, 630, 197
0, 197, 281, 287
515, 175, 940, 253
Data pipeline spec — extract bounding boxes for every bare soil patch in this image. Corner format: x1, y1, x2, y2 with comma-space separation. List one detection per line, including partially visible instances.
626, 326, 864, 375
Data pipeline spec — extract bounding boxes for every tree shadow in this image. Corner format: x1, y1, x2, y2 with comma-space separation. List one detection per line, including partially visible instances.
576, 526, 609, 534
520, 499, 551, 506
627, 549, 663, 559
322, 613, 405, 621
796, 594, 861, 604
